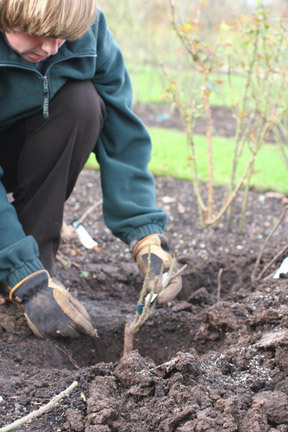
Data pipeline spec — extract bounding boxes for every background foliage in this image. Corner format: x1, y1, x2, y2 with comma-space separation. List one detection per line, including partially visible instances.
92, 0, 288, 207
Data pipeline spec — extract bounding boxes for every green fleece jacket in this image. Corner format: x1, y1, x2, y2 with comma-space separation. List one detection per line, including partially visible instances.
0, 10, 167, 287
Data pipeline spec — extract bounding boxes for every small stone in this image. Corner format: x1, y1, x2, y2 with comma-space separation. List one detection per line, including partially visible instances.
162, 196, 175, 204
257, 330, 288, 348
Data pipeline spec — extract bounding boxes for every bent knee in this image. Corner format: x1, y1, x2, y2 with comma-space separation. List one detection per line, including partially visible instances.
53, 80, 106, 127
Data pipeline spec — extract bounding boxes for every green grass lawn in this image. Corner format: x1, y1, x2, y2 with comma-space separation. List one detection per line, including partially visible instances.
128, 64, 246, 108
85, 127, 288, 194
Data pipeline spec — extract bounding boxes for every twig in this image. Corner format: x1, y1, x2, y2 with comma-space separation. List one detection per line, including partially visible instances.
217, 268, 223, 300
78, 199, 102, 224
54, 344, 80, 369
203, 69, 214, 220
168, 264, 187, 282
205, 150, 258, 226
122, 249, 155, 358
133, 275, 160, 331
251, 206, 288, 281
137, 245, 153, 307
122, 274, 162, 358
122, 250, 187, 357
133, 251, 181, 331
0, 381, 78, 432
56, 250, 72, 268
123, 322, 136, 358
256, 244, 288, 282
263, 269, 280, 282
161, 251, 178, 292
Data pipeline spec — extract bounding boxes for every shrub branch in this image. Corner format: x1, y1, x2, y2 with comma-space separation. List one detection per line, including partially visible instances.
0, 381, 78, 432
122, 249, 186, 357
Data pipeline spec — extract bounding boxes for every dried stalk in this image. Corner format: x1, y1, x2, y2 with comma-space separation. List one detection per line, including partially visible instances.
206, 111, 279, 227
122, 250, 186, 357
161, 63, 206, 225
205, 150, 257, 226
261, 244, 288, 282
217, 268, 223, 300
54, 344, 80, 369
168, 0, 210, 224
251, 206, 288, 281
239, 62, 288, 233
123, 322, 135, 357
122, 246, 153, 357
274, 120, 288, 170
168, 1, 288, 231
226, 22, 260, 232
169, 0, 205, 72
0, 381, 78, 432
203, 68, 214, 220
78, 199, 102, 224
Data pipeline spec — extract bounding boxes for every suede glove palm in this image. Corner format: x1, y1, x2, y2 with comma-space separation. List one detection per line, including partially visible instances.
9, 270, 97, 339
133, 234, 182, 306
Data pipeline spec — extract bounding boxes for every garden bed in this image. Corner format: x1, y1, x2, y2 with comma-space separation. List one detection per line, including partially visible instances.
0, 117, 287, 431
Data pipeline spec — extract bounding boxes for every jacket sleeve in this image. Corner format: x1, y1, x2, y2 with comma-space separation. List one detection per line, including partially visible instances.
0, 167, 44, 286
91, 11, 167, 245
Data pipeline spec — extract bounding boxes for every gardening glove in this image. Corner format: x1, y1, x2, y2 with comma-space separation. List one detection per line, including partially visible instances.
132, 234, 182, 306
9, 270, 97, 339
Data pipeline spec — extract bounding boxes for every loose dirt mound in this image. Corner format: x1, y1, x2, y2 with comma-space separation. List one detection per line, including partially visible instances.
0, 170, 287, 431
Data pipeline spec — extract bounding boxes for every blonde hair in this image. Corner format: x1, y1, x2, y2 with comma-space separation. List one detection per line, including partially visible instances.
0, 0, 97, 40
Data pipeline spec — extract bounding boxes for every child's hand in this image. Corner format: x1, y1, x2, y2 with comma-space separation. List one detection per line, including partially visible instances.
9, 270, 97, 339
133, 234, 182, 306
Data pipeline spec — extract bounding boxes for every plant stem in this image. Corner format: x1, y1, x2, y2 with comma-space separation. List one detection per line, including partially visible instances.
227, 21, 260, 231
122, 250, 186, 357
203, 69, 214, 220
78, 199, 102, 224
259, 244, 288, 282
123, 322, 135, 358
251, 206, 288, 281
0, 381, 78, 432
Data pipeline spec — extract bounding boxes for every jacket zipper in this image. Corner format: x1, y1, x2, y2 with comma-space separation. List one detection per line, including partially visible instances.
42, 75, 49, 119
0, 53, 97, 119
0, 63, 50, 118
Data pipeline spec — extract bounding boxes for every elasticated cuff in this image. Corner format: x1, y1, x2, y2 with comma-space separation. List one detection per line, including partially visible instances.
0, 235, 44, 287
125, 223, 164, 246
7, 258, 45, 288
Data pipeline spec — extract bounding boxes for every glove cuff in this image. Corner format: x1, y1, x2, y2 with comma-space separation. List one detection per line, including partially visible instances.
9, 270, 49, 304
132, 234, 169, 261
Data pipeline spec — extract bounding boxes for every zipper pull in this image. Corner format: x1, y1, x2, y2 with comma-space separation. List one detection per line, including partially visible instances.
43, 76, 49, 119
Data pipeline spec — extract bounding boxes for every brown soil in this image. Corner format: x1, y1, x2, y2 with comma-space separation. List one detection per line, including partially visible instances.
0, 106, 288, 431
133, 103, 276, 143
134, 103, 237, 138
